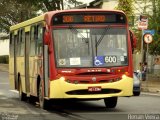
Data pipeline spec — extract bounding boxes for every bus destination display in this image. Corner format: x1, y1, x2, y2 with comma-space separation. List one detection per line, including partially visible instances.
53, 13, 126, 25
63, 15, 106, 23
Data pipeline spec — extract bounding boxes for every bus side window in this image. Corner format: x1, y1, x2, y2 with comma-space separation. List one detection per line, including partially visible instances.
30, 26, 36, 56
17, 30, 21, 56
20, 29, 25, 56
36, 24, 43, 56
17, 29, 25, 57
9, 33, 14, 57
129, 30, 137, 53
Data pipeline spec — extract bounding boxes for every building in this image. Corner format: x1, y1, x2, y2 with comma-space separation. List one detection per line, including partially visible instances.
0, 33, 9, 56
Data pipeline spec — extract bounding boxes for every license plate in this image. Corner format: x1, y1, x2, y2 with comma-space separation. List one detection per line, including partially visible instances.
88, 86, 101, 92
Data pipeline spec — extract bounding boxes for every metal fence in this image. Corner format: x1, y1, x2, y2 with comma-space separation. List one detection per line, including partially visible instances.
146, 69, 160, 81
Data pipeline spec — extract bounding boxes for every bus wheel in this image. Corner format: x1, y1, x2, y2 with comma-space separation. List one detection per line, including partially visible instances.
38, 81, 50, 110
19, 79, 27, 101
104, 97, 118, 108
29, 95, 37, 104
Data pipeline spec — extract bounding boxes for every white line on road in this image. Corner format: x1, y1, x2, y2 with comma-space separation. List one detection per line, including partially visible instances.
0, 91, 4, 95
0, 83, 9, 84
0, 97, 8, 100
9, 90, 19, 93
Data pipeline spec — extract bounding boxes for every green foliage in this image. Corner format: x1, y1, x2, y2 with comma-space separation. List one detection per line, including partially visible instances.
117, 0, 160, 55
132, 0, 160, 55
0, 0, 82, 33
116, 0, 140, 52
147, 0, 160, 55
0, 55, 9, 64
116, 0, 134, 21
116, 0, 136, 37
0, 0, 38, 33
134, 30, 142, 52
149, 34, 160, 55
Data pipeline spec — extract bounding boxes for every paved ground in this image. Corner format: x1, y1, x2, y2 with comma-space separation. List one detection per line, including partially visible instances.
0, 69, 160, 120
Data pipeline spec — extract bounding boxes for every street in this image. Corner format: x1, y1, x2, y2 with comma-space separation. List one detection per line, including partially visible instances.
0, 71, 160, 120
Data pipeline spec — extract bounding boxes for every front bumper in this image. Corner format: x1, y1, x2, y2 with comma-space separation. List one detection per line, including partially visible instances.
49, 76, 133, 99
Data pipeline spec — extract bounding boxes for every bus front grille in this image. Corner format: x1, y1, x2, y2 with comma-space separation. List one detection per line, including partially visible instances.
66, 89, 121, 95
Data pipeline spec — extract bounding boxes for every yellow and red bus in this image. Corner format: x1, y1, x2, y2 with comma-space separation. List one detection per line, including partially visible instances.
9, 9, 136, 109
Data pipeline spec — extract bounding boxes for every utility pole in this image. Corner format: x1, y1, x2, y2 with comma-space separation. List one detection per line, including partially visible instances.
141, 0, 147, 64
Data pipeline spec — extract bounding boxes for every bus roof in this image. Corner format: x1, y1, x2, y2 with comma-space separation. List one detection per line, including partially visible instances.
10, 14, 45, 31
10, 9, 126, 31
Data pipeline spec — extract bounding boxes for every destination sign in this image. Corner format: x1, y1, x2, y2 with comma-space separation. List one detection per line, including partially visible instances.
52, 12, 126, 25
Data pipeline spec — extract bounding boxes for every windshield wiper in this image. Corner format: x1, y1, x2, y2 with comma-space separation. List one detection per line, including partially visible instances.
69, 25, 90, 54
69, 25, 89, 43
95, 26, 110, 56
95, 26, 110, 47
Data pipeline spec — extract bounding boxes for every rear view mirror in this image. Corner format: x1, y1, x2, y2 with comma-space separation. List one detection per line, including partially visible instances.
129, 30, 137, 53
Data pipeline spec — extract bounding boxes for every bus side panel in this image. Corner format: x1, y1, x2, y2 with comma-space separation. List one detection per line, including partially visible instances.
9, 34, 17, 90
9, 57, 15, 90
29, 56, 39, 96
25, 32, 30, 94
17, 57, 26, 93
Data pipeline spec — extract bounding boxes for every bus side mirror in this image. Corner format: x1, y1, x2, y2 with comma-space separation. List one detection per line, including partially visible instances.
132, 34, 137, 48
129, 30, 137, 53
44, 31, 50, 44
43, 26, 53, 53
44, 24, 50, 45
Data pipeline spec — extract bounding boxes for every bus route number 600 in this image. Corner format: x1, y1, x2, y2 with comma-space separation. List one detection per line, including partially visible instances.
105, 56, 117, 63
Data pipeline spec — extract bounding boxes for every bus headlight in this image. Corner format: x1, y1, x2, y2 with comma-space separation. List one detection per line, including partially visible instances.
60, 77, 65, 81
122, 74, 127, 79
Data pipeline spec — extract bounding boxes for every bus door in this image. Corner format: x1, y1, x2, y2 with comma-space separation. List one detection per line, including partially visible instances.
37, 25, 49, 97
25, 32, 30, 94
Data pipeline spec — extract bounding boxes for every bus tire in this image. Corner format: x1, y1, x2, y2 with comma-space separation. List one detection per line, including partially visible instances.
38, 80, 50, 110
29, 95, 37, 104
19, 77, 27, 101
133, 91, 140, 96
104, 97, 117, 108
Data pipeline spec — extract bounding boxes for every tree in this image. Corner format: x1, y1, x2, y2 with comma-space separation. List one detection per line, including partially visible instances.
116, 0, 134, 23
131, 0, 160, 55
0, 0, 38, 33
0, 0, 82, 33
116, 0, 160, 55
17, 0, 82, 11
116, 0, 140, 53
148, 0, 160, 55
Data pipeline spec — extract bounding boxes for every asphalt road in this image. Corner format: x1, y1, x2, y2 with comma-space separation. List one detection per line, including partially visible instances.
0, 71, 160, 120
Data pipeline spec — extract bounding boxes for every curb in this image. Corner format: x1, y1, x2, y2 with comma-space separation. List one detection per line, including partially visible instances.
141, 92, 160, 97
141, 87, 160, 92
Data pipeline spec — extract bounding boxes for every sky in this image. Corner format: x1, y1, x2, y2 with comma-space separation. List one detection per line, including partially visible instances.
77, 0, 94, 3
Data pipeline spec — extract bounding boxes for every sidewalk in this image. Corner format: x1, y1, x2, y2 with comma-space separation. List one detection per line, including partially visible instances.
141, 78, 160, 94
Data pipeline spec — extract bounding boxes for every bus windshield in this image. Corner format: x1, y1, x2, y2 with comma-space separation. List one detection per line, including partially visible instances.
53, 27, 128, 68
